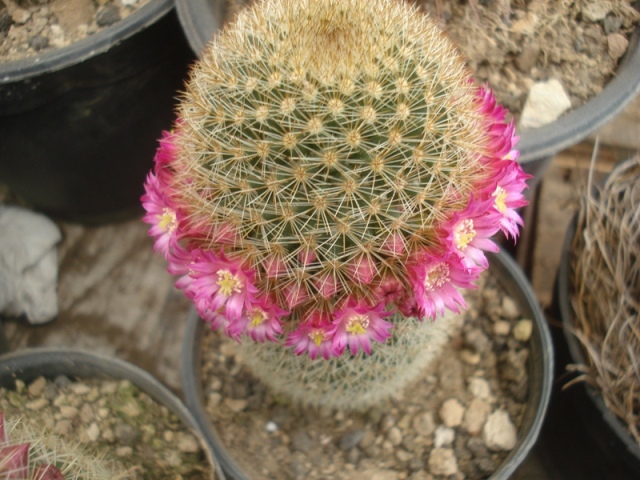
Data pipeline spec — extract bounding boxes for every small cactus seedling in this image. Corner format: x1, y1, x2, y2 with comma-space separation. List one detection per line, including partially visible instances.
0, 412, 118, 480
142, 0, 528, 408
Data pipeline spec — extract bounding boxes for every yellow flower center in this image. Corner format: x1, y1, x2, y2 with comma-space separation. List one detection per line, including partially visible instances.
158, 208, 177, 233
492, 186, 507, 214
216, 269, 243, 297
424, 263, 450, 291
454, 219, 476, 250
308, 329, 325, 346
346, 314, 370, 335
249, 308, 268, 327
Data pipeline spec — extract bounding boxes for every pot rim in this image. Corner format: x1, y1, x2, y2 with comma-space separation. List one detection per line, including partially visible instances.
557, 212, 640, 463
0, 0, 174, 83
181, 249, 554, 480
0, 347, 226, 480
173, 0, 640, 165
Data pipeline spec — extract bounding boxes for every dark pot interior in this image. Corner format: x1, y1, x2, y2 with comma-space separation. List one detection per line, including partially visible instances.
0, 2, 196, 223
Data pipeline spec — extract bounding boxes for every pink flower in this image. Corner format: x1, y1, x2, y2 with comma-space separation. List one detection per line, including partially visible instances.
441, 197, 501, 269
408, 250, 480, 320
329, 298, 393, 356
141, 172, 180, 259
285, 311, 334, 360
228, 296, 288, 343
187, 250, 258, 323
488, 161, 530, 240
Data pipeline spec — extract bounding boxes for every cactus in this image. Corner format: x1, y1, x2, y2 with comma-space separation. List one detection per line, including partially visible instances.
0, 412, 119, 480
142, 0, 527, 408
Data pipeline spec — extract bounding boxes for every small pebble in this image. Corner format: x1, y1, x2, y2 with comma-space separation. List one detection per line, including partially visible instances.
493, 321, 511, 336
95, 4, 121, 26
513, 319, 533, 342
86, 422, 100, 442
483, 410, 517, 451
434, 426, 455, 448
224, 398, 248, 413
439, 398, 465, 427
26, 398, 48, 410
27, 377, 47, 397
428, 448, 459, 476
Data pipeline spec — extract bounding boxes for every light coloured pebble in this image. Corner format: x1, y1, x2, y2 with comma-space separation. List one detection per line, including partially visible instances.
463, 398, 492, 435
434, 426, 455, 448
412, 412, 435, 437
428, 448, 459, 476
265, 421, 278, 433
494, 321, 511, 336
513, 319, 533, 342
607, 33, 628, 61
54, 419, 72, 435
501, 297, 520, 319
207, 376, 223, 392
224, 398, 248, 413
164, 430, 175, 442
80, 404, 94, 423
177, 433, 200, 453
469, 378, 492, 400
208, 392, 222, 407
59, 405, 78, 419
483, 410, 517, 451
98, 407, 110, 418
116, 446, 133, 457
10, 8, 31, 24
120, 400, 142, 417
27, 376, 47, 397
396, 449, 413, 463
69, 383, 92, 395
26, 398, 49, 410
101, 428, 115, 442
15, 379, 26, 394
86, 387, 100, 402
387, 427, 403, 446
581, 2, 611, 22
460, 349, 481, 365
519, 79, 572, 130
439, 398, 465, 427
100, 381, 118, 395
86, 422, 100, 442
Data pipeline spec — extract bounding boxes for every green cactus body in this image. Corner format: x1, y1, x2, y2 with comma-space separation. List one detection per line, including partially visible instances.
143, 0, 527, 409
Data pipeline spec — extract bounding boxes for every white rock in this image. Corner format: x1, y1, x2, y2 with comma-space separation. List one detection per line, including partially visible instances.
469, 377, 492, 400
519, 79, 572, 130
493, 320, 511, 336
439, 398, 465, 427
463, 398, 492, 435
501, 297, 520, 319
428, 448, 459, 476
0, 206, 62, 324
582, 2, 611, 22
434, 426, 455, 448
483, 410, 517, 451
513, 319, 533, 342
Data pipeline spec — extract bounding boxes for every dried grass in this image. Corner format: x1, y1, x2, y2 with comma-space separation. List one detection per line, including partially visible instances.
569, 153, 640, 445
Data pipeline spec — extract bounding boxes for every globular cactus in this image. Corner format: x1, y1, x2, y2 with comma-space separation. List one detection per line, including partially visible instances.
0, 412, 118, 480
142, 0, 528, 408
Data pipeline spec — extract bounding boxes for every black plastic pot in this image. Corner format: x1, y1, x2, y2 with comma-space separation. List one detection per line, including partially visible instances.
174, 0, 640, 191
538, 215, 640, 479
0, 347, 226, 479
181, 250, 554, 480
0, 2, 195, 223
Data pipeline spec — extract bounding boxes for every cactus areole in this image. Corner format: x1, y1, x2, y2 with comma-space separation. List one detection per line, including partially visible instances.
142, 0, 528, 359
